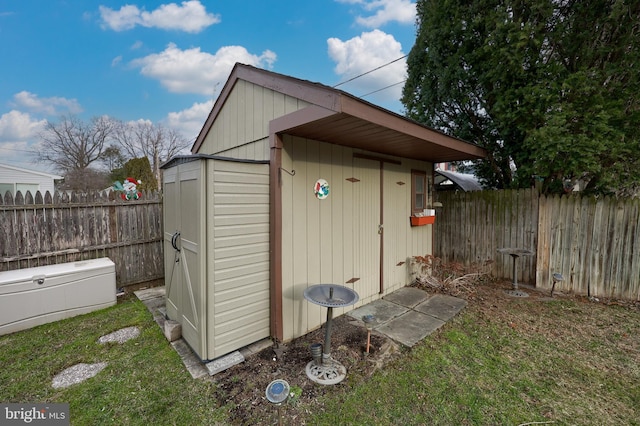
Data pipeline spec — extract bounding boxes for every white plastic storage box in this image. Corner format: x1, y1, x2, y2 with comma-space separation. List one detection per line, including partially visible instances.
0, 258, 117, 336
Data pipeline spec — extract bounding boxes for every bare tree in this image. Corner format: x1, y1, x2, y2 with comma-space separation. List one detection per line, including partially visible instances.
101, 145, 127, 172
111, 120, 191, 189
57, 168, 111, 191
35, 115, 115, 172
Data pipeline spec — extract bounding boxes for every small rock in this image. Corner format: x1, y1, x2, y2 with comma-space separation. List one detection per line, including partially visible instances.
52, 362, 108, 389
98, 326, 140, 344
164, 320, 182, 342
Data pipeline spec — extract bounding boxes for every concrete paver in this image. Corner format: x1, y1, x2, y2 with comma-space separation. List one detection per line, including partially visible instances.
347, 299, 408, 324
415, 294, 468, 322
135, 285, 467, 377
349, 287, 466, 348
383, 286, 430, 308
376, 310, 446, 347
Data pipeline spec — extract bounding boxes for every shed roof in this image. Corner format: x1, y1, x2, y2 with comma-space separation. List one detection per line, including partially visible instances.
192, 64, 486, 163
435, 169, 483, 191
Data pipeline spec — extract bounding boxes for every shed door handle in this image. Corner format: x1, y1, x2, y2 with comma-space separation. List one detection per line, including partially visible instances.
171, 231, 181, 252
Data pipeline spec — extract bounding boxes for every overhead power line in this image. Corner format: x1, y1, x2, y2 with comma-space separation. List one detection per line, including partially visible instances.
0, 146, 36, 154
333, 54, 408, 88
359, 80, 407, 98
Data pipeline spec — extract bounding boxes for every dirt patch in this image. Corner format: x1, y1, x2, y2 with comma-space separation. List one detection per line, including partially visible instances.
207, 280, 494, 425
210, 313, 399, 425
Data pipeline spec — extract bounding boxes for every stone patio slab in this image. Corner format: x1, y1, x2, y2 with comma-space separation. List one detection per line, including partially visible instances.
383, 286, 430, 308
347, 299, 408, 324
375, 310, 445, 347
414, 294, 468, 322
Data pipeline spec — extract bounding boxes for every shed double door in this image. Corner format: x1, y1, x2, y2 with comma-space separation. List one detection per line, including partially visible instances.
354, 156, 406, 296
163, 161, 207, 358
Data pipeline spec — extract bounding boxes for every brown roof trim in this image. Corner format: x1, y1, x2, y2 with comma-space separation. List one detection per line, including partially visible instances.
339, 95, 486, 159
192, 64, 342, 153
269, 105, 337, 140
192, 63, 486, 161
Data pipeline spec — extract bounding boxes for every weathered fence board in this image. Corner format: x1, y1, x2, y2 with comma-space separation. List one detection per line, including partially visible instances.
434, 188, 539, 285
0, 190, 163, 288
435, 189, 640, 301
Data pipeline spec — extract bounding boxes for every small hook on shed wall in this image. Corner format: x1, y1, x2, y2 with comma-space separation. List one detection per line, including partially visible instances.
280, 168, 295, 177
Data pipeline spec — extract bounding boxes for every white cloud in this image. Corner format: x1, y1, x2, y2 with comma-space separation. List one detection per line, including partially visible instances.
0, 110, 47, 141
338, 0, 416, 27
328, 29, 406, 101
0, 111, 47, 169
165, 100, 214, 142
131, 43, 277, 95
99, 1, 220, 33
11, 91, 83, 116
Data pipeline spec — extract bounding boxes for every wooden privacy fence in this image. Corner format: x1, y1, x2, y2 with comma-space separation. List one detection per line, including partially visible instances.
434, 188, 539, 285
0, 190, 164, 288
434, 189, 640, 301
537, 194, 640, 300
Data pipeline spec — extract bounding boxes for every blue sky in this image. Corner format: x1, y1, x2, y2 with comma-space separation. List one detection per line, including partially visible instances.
0, 0, 417, 172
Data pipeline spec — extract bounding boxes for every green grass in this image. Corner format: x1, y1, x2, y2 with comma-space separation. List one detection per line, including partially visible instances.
307, 298, 640, 425
1, 292, 639, 425
0, 296, 227, 425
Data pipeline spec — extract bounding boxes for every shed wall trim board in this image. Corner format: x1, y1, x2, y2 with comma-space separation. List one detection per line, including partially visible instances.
269, 133, 284, 342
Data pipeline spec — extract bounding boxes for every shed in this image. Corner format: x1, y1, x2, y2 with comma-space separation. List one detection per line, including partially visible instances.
0, 163, 63, 197
162, 63, 486, 361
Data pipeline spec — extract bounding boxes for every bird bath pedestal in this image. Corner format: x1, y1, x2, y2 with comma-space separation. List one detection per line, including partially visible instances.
303, 284, 359, 385
497, 248, 535, 297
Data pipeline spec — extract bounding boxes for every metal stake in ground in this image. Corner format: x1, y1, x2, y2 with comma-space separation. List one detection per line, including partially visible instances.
265, 379, 289, 426
362, 314, 377, 354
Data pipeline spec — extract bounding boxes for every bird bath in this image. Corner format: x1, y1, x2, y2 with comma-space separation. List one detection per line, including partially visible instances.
303, 284, 359, 385
497, 248, 535, 297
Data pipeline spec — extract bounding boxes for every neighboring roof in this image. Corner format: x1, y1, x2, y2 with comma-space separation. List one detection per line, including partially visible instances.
435, 169, 483, 191
0, 163, 63, 180
192, 64, 486, 163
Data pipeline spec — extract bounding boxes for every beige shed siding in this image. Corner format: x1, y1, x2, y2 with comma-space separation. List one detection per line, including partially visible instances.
205, 159, 271, 357
197, 80, 310, 159
280, 136, 433, 341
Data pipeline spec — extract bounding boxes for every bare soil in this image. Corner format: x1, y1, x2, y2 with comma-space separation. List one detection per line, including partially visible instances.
211, 312, 397, 425
207, 280, 639, 425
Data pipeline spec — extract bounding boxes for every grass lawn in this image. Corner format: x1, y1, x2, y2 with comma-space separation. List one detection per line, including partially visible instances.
309, 295, 640, 425
1, 286, 638, 425
0, 296, 227, 425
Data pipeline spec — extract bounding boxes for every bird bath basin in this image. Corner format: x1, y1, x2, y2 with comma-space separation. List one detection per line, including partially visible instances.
303, 284, 359, 385
304, 284, 359, 308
